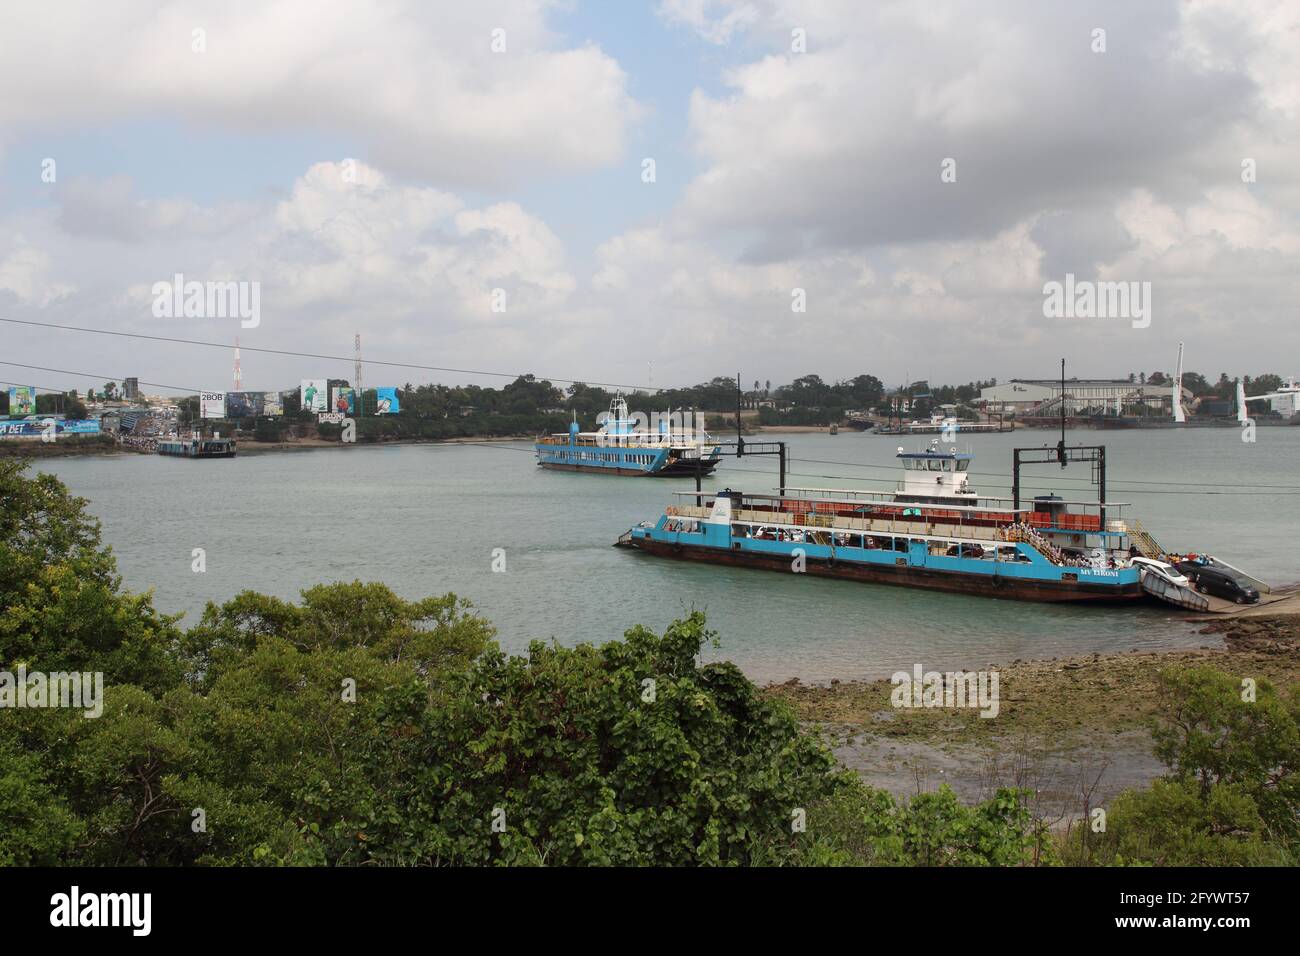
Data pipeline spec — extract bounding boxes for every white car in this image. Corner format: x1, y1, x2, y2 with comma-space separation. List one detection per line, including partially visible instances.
1130, 556, 1190, 588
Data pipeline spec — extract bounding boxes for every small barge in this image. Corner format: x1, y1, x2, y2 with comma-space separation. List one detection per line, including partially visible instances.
616, 440, 1267, 606
536, 396, 721, 477
157, 435, 237, 459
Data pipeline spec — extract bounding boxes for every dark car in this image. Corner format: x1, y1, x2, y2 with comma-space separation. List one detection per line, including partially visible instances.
945, 543, 985, 558
1176, 563, 1260, 604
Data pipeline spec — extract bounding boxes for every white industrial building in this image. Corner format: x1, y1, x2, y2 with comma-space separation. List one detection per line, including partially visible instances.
979, 379, 1187, 415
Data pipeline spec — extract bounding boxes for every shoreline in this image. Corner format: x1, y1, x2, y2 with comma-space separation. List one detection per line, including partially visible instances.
764, 612, 1300, 809
5, 434, 536, 459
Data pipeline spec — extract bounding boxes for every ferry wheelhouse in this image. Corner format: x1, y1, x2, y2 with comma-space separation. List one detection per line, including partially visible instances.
536, 396, 722, 477
617, 441, 1152, 603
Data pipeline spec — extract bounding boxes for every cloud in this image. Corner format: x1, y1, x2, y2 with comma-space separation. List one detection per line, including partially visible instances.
0, 0, 638, 187
3, 2, 1299, 390
0, 242, 75, 307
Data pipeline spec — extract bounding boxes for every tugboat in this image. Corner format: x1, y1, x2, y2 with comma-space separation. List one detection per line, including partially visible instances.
615, 439, 1264, 605
536, 395, 722, 477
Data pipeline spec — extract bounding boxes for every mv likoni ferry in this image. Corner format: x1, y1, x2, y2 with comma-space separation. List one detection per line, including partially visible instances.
157, 434, 237, 458
618, 441, 1187, 603
536, 396, 722, 477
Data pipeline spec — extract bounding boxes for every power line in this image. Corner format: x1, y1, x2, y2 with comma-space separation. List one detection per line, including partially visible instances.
782, 453, 1300, 491
0, 361, 201, 394
440, 440, 1300, 496
0, 317, 669, 392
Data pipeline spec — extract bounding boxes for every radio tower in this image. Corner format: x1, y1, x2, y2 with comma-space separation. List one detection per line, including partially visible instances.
232, 337, 243, 391
354, 333, 363, 414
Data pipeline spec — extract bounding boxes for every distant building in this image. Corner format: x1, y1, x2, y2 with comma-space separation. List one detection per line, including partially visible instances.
123, 377, 140, 399
979, 379, 1186, 415
977, 382, 1053, 413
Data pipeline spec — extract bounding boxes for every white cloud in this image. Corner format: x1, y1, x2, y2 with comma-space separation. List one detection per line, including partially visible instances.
0, 242, 75, 307
0, 0, 637, 186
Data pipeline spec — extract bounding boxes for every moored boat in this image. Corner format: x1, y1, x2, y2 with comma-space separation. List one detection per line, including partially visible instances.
617, 441, 1176, 603
157, 435, 237, 458
536, 395, 722, 477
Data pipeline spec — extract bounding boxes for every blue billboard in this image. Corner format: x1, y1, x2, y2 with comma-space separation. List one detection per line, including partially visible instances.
376, 387, 401, 414
0, 418, 101, 438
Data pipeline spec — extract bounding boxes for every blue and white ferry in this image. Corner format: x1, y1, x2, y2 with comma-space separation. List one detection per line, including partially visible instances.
536, 396, 722, 477
617, 442, 1156, 603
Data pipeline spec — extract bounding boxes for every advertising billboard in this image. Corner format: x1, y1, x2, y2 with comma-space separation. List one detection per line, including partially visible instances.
200, 391, 226, 419
331, 385, 356, 416
227, 391, 285, 417
7, 386, 36, 416
375, 387, 401, 414
225, 391, 263, 418
0, 418, 100, 438
301, 379, 328, 413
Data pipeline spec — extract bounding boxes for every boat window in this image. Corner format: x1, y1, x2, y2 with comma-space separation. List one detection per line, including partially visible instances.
956, 460, 969, 471
927, 459, 941, 471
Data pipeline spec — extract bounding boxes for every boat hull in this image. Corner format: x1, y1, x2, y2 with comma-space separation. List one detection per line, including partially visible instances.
618, 536, 1144, 603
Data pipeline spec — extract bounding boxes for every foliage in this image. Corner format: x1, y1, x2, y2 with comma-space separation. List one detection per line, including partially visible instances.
771, 781, 1053, 866
0, 459, 182, 692
1063, 666, 1299, 866
2, 461, 1297, 867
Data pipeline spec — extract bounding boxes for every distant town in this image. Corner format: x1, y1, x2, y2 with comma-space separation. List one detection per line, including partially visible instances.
2, 362, 1297, 453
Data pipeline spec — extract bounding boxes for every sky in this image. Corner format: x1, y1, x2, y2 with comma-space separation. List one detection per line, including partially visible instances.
0, 0, 1297, 398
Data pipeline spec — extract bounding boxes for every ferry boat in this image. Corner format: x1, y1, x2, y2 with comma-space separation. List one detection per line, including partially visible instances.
157, 434, 237, 458
617, 441, 1155, 603
536, 396, 722, 477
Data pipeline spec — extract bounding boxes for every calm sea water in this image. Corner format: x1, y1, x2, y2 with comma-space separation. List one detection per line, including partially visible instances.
33, 427, 1300, 683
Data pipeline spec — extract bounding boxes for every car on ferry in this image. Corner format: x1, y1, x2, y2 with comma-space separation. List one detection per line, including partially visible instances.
1174, 562, 1260, 604
1128, 557, 1190, 589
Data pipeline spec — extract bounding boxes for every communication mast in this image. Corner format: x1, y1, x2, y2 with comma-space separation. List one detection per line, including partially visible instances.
232, 337, 242, 391
354, 333, 363, 415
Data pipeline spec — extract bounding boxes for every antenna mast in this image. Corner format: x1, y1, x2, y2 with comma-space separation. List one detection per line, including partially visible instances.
355, 333, 363, 416
232, 337, 242, 391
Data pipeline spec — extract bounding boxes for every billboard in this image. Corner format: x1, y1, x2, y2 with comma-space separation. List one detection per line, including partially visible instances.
301, 379, 328, 413
375, 387, 401, 414
0, 418, 100, 438
200, 391, 226, 419
331, 385, 356, 416
7, 386, 35, 416
226, 391, 286, 417
225, 391, 262, 418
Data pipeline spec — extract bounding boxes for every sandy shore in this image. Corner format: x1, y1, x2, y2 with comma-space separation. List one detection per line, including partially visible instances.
765, 612, 1300, 814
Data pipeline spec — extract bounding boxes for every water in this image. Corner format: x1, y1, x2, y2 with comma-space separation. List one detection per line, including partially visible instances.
32, 427, 1300, 684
